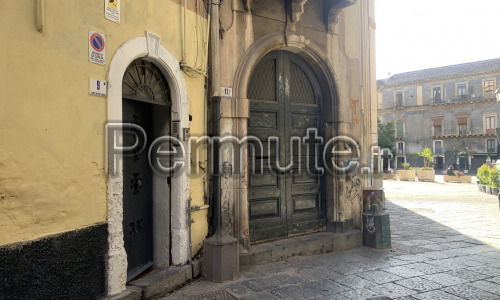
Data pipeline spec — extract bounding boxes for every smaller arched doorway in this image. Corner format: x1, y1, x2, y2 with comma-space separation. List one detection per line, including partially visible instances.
121, 58, 171, 280
247, 50, 326, 242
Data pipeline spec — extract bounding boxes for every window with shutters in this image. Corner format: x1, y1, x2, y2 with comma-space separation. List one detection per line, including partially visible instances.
396, 121, 404, 138
487, 139, 497, 154
432, 86, 442, 104
394, 91, 403, 109
483, 78, 496, 99
456, 83, 467, 101
432, 119, 443, 137
484, 114, 496, 134
457, 116, 468, 135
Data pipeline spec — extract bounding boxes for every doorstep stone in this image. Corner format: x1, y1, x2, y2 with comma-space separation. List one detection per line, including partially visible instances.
240, 230, 362, 267
128, 265, 192, 299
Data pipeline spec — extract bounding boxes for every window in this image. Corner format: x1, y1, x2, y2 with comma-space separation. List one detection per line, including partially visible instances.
457, 116, 468, 135
484, 79, 495, 99
432, 119, 443, 136
397, 142, 404, 155
432, 87, 442, 103
487, 139, 497, 154
396, 121, 404, 138
395, 92, 403, 108
434, 140, 444, 154
457, 83, 467, 100
486, 139, 497, 153
485, 115, 496, 134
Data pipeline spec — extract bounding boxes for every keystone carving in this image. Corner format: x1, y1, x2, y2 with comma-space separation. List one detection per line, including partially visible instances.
289, 0, 308, 23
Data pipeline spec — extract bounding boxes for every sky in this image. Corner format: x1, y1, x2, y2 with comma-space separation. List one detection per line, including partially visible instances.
376, 0, 500, 79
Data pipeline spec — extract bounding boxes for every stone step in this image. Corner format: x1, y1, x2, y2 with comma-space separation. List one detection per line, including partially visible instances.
240, 230, 362, 267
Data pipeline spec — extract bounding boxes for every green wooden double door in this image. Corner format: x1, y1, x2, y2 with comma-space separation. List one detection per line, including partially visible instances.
247, 51, 326, 242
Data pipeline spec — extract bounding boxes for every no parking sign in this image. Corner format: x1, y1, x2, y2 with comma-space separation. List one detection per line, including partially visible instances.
89, 30, 106, 65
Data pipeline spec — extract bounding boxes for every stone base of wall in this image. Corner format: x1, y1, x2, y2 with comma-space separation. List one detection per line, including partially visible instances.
0, 223, 107, 299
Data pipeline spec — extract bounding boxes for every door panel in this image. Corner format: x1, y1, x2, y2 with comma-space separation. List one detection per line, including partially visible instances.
122, 99, 154, 280
248, 51, 325, 242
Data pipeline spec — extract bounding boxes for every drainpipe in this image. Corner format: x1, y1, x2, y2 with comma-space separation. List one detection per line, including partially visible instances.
210, 0, 221, 230
203, 0, 240, 283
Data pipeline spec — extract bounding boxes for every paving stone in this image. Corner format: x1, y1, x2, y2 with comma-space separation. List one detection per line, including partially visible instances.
404, 262, 452, 275
418, 244, 451, 251
226, 283, 253, 297
241, 274, 302, 292
469, 280, 500, 295
382, 266, 425, 278
332, 264, 366, 276
442, 284, 500, 299
238, 292, 280, 300
421, 273, 468, 286
443, 268, 490, 281
394, 254, 432, 263
297, 266, 343, 281
411, 290, 463, 300
487, 276, 500, 284
336, 288, 383, 300
332, 275, 376, 289
356, 270, 404, 284
394, 277, 444, 292
367, 282, 417, 298
469, 265, 500, 277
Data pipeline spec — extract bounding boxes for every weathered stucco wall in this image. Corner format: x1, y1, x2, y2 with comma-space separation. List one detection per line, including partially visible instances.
0, 0, 208, 254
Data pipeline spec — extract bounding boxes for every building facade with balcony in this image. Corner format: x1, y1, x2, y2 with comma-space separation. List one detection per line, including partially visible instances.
377, 58, 500, 173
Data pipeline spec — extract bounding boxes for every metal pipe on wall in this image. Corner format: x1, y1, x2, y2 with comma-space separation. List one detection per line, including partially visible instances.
210, 0, 221, 230
36, 0, 44, 33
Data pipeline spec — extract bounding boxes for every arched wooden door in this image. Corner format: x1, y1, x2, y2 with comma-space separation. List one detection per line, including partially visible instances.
122, 59, 171, 280
247, 51, 326, 242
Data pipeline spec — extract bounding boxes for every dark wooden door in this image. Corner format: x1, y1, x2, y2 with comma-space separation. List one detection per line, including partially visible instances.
247, 51, 325, 242
121, 58, 173, 281
122, 99, 154, 280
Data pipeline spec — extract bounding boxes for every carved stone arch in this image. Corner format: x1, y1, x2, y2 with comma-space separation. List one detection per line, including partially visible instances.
106, 32, 190, 296
232, 31, 340, 247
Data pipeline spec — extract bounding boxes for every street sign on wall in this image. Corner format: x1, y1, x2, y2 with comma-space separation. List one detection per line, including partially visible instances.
89, 79, 107, 97
105, 0, 120, 24
89, 30, 106, 65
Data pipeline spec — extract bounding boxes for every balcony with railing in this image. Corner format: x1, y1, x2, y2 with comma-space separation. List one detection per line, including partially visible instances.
431, 93, 496, 105
396, 148, 405, 155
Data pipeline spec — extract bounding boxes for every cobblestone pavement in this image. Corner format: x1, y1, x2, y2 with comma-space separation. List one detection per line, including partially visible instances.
165, 178, 500, 299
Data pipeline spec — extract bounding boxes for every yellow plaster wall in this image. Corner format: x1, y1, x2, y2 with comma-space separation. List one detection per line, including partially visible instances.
0, 0, 208, 253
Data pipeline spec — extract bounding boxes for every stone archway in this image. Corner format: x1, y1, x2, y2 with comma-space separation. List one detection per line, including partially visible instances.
230, 32, 339, 248
106, 32, 191, 296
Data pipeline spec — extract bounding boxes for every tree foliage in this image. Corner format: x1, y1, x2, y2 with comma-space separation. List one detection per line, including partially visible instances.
377, 119, 396, 156
418, 147, 434, 170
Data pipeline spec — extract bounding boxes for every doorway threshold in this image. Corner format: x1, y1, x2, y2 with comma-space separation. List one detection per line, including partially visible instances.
240, 230, 362, 267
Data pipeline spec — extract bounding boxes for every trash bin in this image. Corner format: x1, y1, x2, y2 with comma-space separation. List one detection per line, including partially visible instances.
362, 204, 391, 249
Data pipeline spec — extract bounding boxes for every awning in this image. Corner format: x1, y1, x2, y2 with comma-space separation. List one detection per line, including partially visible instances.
432, 119, 442, 126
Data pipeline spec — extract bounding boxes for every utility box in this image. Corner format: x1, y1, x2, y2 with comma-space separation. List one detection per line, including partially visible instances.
202, 228, 240, 282
362, 204, 391, 249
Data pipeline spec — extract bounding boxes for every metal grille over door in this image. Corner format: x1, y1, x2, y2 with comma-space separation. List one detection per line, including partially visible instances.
247, 51, 325, 242
122, 58, 171, 281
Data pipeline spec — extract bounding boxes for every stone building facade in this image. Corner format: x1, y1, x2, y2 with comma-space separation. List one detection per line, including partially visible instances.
378, 58, 500, 173
0, 0, 377, 298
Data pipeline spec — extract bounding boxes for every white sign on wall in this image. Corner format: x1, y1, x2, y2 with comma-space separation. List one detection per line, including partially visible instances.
105, 0, 120, 24
220, 87, 233, 98
89, 30, 106, 65
90, 79, 107, 97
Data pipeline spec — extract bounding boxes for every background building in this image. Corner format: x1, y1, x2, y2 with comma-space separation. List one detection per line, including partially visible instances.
378, 58, 500, 173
